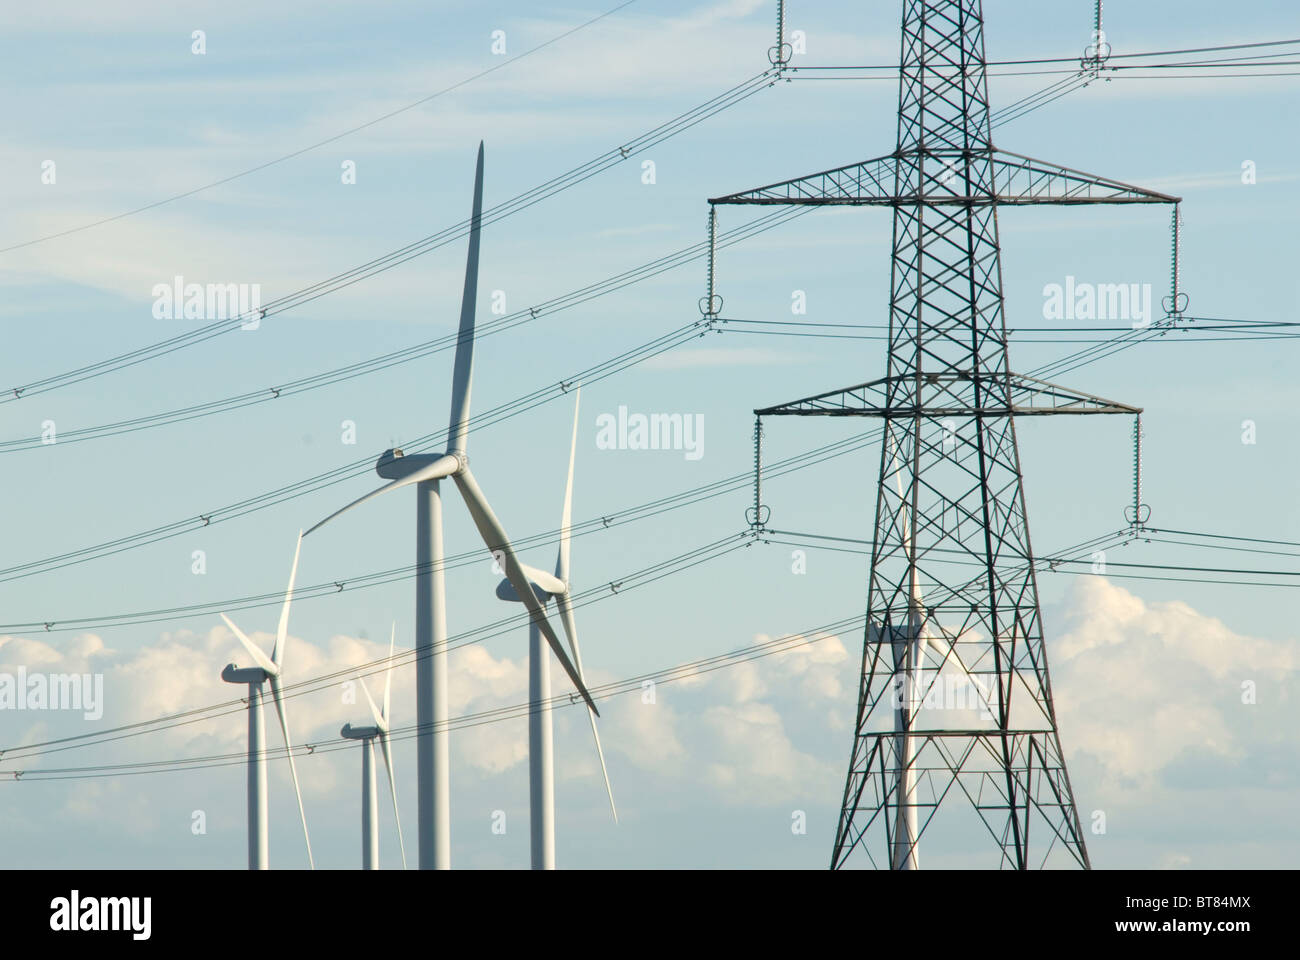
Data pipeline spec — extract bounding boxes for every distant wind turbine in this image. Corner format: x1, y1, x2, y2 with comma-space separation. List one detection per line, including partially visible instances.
219, 532, 314, 870
886, 433, 995, 870
496, 387, 616, 869
341, 623, 407, 870
305, 141, 599, 870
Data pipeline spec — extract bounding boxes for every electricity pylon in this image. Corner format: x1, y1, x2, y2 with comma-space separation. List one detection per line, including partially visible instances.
711, 0, 1179, 869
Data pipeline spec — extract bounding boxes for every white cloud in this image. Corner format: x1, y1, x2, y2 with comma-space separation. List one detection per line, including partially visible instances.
5, 583, 1298, 866
1053, 576, 1299, 786
602, 632, 851, 805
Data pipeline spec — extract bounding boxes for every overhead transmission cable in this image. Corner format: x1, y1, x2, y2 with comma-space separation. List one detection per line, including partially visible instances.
1, 609, 861, 782
1, 518, 1121, 768
0, 301, 1194, 588
1, 531, 753, 766
0, 206, 809, 453
0, 48, 1238, 588
0, 423, 877, 630
0, 68, 778, 405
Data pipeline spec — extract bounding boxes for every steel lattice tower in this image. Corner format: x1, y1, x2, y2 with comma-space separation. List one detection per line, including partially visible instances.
711, 0, 1180, 868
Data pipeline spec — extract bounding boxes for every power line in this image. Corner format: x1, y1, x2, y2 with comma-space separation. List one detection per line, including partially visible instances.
0, 304, 1163, 589
0, 64, 1214, 589
1, 68, 777, 405
1, 519, 1143, 773
0, 207, 808, 453
719, 315, 1300, 345
787, 37, 1300, 71
0, 532, 753, 766
0, 320, 726, 585
10, 512, 1297, 769
769, 529, 1300, 586
0, 424, 879, 630
2, 611, 859, 782
1143, 526, 1300, 549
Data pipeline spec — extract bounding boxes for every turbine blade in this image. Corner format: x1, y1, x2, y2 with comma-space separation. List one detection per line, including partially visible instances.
379, 730, 407, 870
220, 614, 276, 676
453, 466, 599, 716
447, 141, 485, 456
359, 675, 384, 730
269, 676, 314, 869
273, 532, 303, 669
555, 387, 581, 583
307, 455, 461, 537
302, 476, 410, 535
556, 591, 616, 822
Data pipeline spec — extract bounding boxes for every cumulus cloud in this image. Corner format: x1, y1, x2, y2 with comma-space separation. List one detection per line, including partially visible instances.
0, 624, 534, 800
4, 584, 1296, 867
601, 632, 853, 806
1051, 576, 1299, 790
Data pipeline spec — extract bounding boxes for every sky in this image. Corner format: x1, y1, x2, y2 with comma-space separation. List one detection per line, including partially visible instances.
1, 0, 1298, 869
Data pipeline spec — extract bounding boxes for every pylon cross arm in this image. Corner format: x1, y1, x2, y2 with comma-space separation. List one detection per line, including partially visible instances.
709, 149, 1179, 208
991, 151, 1180, 206
754, 372, 1141, 418
709, 152, 897, 206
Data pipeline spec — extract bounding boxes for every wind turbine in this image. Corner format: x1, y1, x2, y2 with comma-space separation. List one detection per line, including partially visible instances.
340, 624, 407, 870
889, 455, 923, 871
219, 532, 314, 870
495, 387, 616, 870
304, 141, 599, 870
886, 431, 995, 870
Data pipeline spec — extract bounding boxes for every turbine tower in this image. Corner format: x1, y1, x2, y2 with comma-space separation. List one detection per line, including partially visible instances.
711, 0, 1179, 868
495, 388, 617, 869
340, 624, 407, 869
306, 142, 599, 870
219, 532, 314, 870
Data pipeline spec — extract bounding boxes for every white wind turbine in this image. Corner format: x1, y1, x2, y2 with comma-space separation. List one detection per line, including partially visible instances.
340, 624, 407, 870
495, 387, 616, 869
886, 431, 996, 870
305, 141, 599, 870
219, 532, 314, 870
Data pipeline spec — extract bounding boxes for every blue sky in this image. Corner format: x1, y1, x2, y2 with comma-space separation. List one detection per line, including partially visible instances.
1, 0, 1298, 869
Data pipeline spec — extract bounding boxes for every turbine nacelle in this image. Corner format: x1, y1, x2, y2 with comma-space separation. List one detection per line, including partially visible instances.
341, 722, 382, 740
222, 664, 270, 685
375, 449, 461, 482
495, 563, 567, 603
